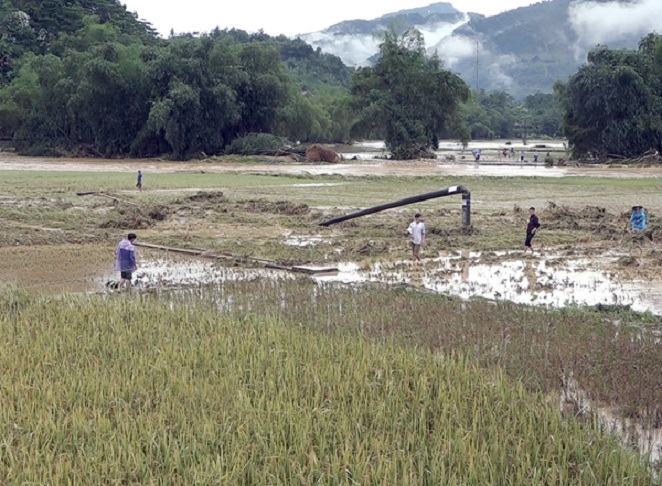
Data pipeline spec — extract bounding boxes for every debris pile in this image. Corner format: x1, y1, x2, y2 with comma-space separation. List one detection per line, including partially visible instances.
239, 199, 310, 216
305, 145, 341, 163
99, 205, 170, 229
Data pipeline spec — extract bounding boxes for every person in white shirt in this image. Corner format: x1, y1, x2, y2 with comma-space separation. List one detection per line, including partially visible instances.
407, 212, 426, 261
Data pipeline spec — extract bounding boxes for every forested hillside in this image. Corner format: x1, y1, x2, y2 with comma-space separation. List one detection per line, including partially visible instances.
0, 1, 355, 159
0, 0, 156, 79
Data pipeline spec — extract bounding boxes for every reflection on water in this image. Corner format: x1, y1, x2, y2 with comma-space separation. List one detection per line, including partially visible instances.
123, 251, 662, 316
315, 252, 662, 315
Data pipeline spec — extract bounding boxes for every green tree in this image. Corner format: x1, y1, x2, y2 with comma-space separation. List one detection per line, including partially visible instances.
350, 28, 470, 159
144, 37, 242, 160
524, 93, 562, 137
556, 35, 662, 158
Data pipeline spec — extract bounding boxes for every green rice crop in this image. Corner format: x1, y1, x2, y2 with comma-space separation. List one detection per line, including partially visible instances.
0, 288, 654, 484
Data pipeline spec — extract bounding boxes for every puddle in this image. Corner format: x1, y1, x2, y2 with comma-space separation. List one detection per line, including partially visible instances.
314, 252, 662, 315
563, 374, 662, 466
284, 235, 328, 247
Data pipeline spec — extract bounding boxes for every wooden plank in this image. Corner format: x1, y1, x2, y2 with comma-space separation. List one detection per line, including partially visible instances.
134, 242, 203, 256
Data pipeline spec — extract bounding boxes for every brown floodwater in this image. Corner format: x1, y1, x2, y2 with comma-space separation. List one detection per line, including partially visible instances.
1, 152, 661, 179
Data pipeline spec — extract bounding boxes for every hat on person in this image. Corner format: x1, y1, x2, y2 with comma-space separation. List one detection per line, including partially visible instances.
127, 233, 137, 240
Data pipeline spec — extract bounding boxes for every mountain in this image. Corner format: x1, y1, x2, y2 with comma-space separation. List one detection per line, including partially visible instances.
299, 0, 655, 96
299, 2, 483, 67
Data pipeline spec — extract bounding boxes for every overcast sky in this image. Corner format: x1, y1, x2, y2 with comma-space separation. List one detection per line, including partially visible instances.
120, 0, 539, 37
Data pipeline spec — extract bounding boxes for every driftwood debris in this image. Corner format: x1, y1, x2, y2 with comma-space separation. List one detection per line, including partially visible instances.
134, 242, 338, 276
580, 149, 662, 166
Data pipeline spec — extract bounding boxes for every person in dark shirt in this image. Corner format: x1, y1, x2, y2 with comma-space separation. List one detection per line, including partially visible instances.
525, 207, 540, 253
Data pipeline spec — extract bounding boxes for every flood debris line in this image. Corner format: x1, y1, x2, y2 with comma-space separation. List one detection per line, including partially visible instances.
320, 185, 471, 227
134, 242, 338, 276
544, 201, 656, 240
98, 205, 170, 229
76, 191, 139, 207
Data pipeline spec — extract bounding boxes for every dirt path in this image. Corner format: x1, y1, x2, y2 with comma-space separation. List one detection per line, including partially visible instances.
1, 153, 662, 178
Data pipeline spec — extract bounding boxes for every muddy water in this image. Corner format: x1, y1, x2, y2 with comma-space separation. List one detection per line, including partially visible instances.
315, 251, 662, 315
121, 250, 662, 315
1, 152, 662, 179
563, 374, 662, 466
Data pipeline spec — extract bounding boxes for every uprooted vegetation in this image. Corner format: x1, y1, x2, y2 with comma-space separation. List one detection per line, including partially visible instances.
542, 202, 656, 240
237, 199, 311, 216
175, 192, 310, 216
99, 204, 171, 229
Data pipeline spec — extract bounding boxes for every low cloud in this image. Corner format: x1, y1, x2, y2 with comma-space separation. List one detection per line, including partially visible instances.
569, 0, 661, 56
431, 36, 515, 89
430, 35, 477, 68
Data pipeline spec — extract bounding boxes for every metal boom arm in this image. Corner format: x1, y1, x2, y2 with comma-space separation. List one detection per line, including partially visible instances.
319, 185, 471, 227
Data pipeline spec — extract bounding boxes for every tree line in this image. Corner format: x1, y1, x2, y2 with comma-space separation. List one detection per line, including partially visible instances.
0, 1, 658, 160
555, 33, 662, 159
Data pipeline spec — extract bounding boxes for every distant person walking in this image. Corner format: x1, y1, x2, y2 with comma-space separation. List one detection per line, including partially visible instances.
534, 151, 539, 162
407, 212, 426, 261
136, 170, 143, 191
525, 207, 540, 253
520, 151, 525, 163
630, 205, 648, 232
509, 147, 515, 159
115, 233, 138, 291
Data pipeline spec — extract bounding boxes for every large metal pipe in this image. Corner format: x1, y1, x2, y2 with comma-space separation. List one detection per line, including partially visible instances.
320, 185, 471, 227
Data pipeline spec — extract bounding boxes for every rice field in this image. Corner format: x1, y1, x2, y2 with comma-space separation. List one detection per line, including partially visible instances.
0, 286, 656, 484
1, 159, 661, 483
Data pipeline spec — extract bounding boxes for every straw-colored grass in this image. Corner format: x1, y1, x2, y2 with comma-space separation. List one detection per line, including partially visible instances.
0, 289, 654, 484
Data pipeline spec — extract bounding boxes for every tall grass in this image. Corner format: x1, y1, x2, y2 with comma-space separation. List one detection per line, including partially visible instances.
0, 287, 655, 484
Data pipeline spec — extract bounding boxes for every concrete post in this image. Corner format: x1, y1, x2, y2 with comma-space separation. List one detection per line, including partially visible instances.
462, 191, 471, 228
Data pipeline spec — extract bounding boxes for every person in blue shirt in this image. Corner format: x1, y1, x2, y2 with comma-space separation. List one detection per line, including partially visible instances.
136, 170, 143, 192
115, 233, 138, 291
630, 205, 647, 232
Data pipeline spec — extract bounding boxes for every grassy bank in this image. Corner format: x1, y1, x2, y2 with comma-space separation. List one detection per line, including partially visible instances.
0, 287, 657, 483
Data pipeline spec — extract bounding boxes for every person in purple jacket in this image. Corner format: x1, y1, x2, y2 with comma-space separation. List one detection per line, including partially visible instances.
115, 233, 137, 291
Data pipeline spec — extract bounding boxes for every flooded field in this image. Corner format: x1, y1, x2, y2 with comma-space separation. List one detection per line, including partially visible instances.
1, 155, 661, 476
95, 248, 662, 316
